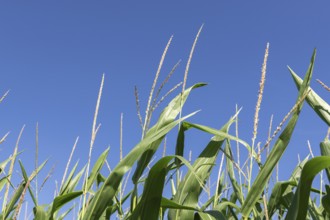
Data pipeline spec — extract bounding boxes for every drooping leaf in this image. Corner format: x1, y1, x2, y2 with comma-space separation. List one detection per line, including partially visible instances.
215, 200, 240, 213
48, 191, 83, 220
161, 197, 198, 211
0, 176, 9, 192
286, 156, 330, 219
181, 122, 254, 158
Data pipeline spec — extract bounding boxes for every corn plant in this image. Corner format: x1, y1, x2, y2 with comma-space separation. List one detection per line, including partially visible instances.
1, 31, 330, 219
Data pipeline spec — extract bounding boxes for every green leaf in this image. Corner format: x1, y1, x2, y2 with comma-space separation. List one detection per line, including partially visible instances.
0, 176, 9, 192
132, 83, 206, 184
19, 160, 47, 206
320, 139, 330, 183
169, 114, 236, 220
174, 123, 188, 167
286, 156, 330, 219
194, 211, 226, 220
0, 152, 22, 191
108, 191, 131, 216
308, 199, 324, 220
33, 206, 47, 220
96, 173, 106, 187
267, 156, 309, 217
241, 49, 316, 217
131, 156, 173, 220
161, 197, 199, 211
81, 84, 201, 220
18, 160, 37, 206
322, 185, 330, 214
215, 200, 240, 213
290, 66, 330, 126
48, 191, 83, 220
181, 122, 254, 158
0, 157, 13, 175
267, 181, 295, 217
225, 139, 244, 205
200, 195, 215, 212
59, 161, 80, 194
3, 182, 25, 219
58, 206, 74, 220
83, 148, 110, 192
66, 166, 86, 193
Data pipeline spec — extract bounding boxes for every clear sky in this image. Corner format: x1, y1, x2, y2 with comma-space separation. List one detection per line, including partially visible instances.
1, 1, 330, 215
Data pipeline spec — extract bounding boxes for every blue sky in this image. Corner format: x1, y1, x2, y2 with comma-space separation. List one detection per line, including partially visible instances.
1, 1, 330, 216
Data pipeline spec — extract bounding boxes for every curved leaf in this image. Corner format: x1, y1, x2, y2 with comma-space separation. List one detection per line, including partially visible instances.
290, 67, 330, 126
81, 84, 202, 220
194, 211, 226, 220
268, 156, 309, 217
161, 197, 199, 211
169, 114, 236, 220
34, 206, 47, 220
132, 83, 206, 184
286, 156, 330, 219
320, 139, 330, 182
48, 191, 83, 220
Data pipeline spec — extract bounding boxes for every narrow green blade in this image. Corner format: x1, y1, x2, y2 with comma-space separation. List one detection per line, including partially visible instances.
131, 156, 173, 220
59, 162, 83, 195
286, 156, 330, 219
225, 139, 244, 205
320, 139, 330, 182
4, 160, 46, 219
290, 66, 330, 126
174, 123, 187, 167
34, 206, 47, 220
267, 156, 309, 217
161, 197, 198, 211
132, 83, 206, 184
194, 211, 226, 220
169, 115, 236, 220
83, 148, 110, 192
81, 112, 197, 220
322, 185, 330, 214
48, 191, 83, 220
2, 182, 25, 219
241, 49, 316, 217
19, 160, 47, 206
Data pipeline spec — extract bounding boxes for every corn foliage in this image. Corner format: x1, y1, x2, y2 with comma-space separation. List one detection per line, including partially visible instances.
1, 47, 330, 220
